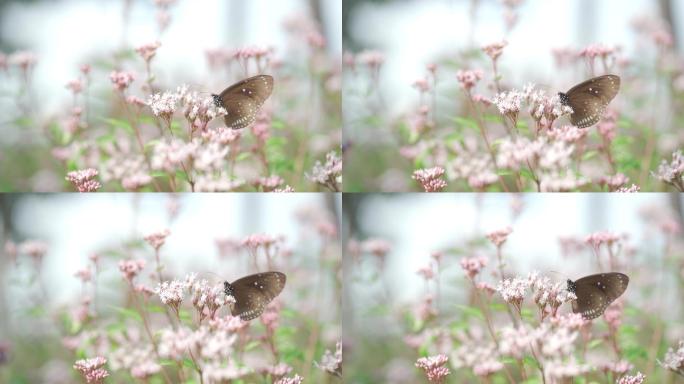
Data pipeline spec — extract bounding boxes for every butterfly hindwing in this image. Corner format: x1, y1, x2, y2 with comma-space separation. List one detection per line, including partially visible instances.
227, 271, 286, 321
561, 75, 620, 128
569, 272, 629, 319
217, 75, 274, 129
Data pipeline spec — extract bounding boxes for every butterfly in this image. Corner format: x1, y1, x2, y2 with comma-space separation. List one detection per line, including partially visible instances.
566, 272, 629, 319
558, 74, 620, 128
212, 75, 274, 129
223, 271, 286, 321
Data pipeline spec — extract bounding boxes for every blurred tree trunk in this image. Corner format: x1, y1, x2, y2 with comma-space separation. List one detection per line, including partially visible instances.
659, 0, 679, 51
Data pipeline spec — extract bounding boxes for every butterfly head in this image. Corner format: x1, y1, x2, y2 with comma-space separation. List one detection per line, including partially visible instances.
223, 281, 235, 297
566, 279, 576, 293
558, 92, 569, 106
211, 94, 222, 108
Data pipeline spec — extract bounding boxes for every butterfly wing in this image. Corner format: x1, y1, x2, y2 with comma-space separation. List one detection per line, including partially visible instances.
572, 272, 629, 319
229, 271, 286, 321
218, 75, 274, 129
565, 75, 620, 128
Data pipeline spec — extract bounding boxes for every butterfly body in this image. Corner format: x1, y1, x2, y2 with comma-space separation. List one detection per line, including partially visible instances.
567, 272, 628, 319
224, 271, 286, 321
212, 75, 273, 129
558, 74, 620, 128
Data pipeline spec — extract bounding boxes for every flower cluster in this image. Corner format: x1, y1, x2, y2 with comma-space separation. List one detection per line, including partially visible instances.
653, 150, 684, 191
65, 168, 101, 192
73, 357, 109, 384
412, 166, 447, 192
415, 354, 450, 383
306, 151, 342, 192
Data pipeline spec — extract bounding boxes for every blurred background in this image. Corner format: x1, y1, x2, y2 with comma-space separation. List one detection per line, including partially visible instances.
0, 0, 341, 116
342, 193, 684, 382
0, 193, 342, 382
343, 0, 684, 191
0, 0, 342, 191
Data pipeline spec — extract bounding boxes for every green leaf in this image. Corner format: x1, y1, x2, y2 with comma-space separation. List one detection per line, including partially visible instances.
450, 116, 479, 132
99, 117, 134, 134
235, 152, 252, 162
244, 340, 261, 351
519, 168, 536, 181
587, 339, 603, 349
523, 355, 539, 368
182, 358, 197, 369
271, 119, 286, 130
159, 359, 177, 366
582, 150, 598, 161
454, 304, 484, 320
111, 306, 143, 323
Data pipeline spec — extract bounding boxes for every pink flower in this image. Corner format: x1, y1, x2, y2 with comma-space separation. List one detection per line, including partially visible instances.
73, 357, 109, 383
481, 40, 508, 61
578, 43, 615, 59
492, 89, 524, 117
460, 256, 488, 279
155, 280, 185, 308
275, 375, 303, 384
412, 77, 430, 93
598, 173, 629, 191
315, 341, 342, 377
472, 94, 491, 106
18, 240, 48, 261
415, 354, 450, 383
144, 229, 171, 250
65, 78, 83, 94
496, 277, 529, 309
80, 64, 91, 75
65, 168, 101, 192
119, 259, 146, 283
584, 231, 621, 249
416, 264, 435, 280
109, 70, 135, 91
274, 185, 295, 192
653, 150, 684, 190
201, 126, 241, 145
147, 89, 180, 122
616, 184, 640, 192
486, 227, 512, 247
599, 360, 633, 376
306, 151, 342, 192
361, 238, 391, 258
658, 340, 684, 375
456, 69, 483, 91
8, 51, 36, 72
357, 50, 384, 69
617, 372, 646, 384
603, 300, 623, 331
74, 268, 92, 283
476, 281, 496, 295
241, 233, 277, 250
135, 41, 161, 62
253, 175, 284, 192
126, 95, 146, 107
597, 110, 617, 141
412, 166, 447, 192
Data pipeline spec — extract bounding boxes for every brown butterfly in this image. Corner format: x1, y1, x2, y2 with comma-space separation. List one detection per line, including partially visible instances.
224, 271, 286, 321
558, 74, 620, 128
567, 272, 628, 319
212, 75, 274, 129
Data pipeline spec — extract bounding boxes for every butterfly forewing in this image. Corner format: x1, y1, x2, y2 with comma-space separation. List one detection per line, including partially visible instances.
561, 75, 620, 128
227, 271, 286, 321
217, 75, 273, 129
569, 272, 629, 319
